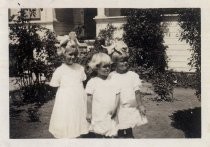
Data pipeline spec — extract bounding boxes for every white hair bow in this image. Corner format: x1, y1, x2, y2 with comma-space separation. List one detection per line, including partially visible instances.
101, 40, 128, 55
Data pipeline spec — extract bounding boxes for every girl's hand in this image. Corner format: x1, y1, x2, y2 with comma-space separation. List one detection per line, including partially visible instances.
86, 113, 92, 123
138, 105, 146, 116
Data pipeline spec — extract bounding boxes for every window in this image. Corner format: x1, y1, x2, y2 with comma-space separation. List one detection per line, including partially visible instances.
22, 8, 41, 20
105, 8, 122, 16
9, 8, 41, 21
8, 9, 19, 21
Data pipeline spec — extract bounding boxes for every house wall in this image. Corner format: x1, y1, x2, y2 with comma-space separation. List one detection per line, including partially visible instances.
54, 8, 97, 38
94, 16, 126, 38
53, 8, 74, 36
9, 8, 54, 30
9, 8, 195, 72
94, 14, 194, 72
105, 8, 122, 16
163, 15, 194, 72
53, 8, 85, 36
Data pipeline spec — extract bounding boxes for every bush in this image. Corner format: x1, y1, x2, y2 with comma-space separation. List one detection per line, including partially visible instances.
172, 72, 196, 88
123, 9, 173, 101
9, 9, 59, 104
98, 24, 117, 46
9, 9, 59, 82
22, 84, 56, 104
152, 71, 174, 101
130, 66, 174, 101
178, 9, 201, 99
123, 9, 168, 71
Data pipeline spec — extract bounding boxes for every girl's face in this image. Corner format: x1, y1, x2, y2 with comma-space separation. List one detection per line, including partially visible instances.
63, 48, 78, 65
97, 63, 111, 79
116, 57, 129, 74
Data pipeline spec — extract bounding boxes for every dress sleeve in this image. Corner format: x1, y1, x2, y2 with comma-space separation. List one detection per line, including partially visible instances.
49, 68, 61, 87
132, 72, 142, 91
85, 79, 95, 94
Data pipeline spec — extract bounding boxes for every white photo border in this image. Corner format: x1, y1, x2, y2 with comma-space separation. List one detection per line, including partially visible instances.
1, 0, 210, 146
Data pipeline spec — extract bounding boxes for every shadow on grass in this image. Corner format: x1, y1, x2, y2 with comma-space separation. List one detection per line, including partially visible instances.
170, 107, 201, 138
10, 84, 56, 122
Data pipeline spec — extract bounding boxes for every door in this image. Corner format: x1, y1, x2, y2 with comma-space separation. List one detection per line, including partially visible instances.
84, 8, 97, 39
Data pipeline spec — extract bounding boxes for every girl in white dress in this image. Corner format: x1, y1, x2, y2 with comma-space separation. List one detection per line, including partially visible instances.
109, 49, 148, 138
49, 45, 89, 138
85, 53, 120, 138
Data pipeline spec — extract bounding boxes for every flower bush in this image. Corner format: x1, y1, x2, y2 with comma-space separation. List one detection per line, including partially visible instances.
9, 9, 59, 104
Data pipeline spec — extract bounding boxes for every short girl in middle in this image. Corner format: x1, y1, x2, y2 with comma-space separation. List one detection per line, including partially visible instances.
85, 52, 120, 138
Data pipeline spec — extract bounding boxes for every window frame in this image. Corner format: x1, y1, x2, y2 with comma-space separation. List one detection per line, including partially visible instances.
22, 8, 41, 21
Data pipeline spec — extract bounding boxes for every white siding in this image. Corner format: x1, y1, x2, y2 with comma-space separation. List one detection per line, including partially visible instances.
163, 20, 195, 72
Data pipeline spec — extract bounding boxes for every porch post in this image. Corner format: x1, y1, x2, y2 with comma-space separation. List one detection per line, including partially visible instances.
52, 8, 57, 21
95, 8, 106, 18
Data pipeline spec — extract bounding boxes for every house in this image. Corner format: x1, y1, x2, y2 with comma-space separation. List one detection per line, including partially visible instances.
9, 8, 194, 72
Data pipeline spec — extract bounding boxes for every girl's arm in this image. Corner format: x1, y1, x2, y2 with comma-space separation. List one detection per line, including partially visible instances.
86, 93, 93, 123
75, 38, 87, 48
101, 41, 116, 55
101, 43, 115, 49
59, 38, 69, 47
135, 90, 146, 116
75, 38, 83, 47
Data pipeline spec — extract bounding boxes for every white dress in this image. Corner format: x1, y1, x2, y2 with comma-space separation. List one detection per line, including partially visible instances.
85, 77, 120, 136
49, 63, 89, 138
109, 71, 148, 130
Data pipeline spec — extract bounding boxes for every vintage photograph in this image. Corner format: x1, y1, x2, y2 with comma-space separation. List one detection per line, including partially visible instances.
9, 8, 201, 139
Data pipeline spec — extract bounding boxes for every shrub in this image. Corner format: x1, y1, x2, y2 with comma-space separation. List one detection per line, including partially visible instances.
152, 71, 174, 101
98, 24, 117, 46
178, 9, 201, 100
9, 9, 59, 104
123, 9, 173, 101
123, 9, 168, 72
22, 83, 56, 104
172, 72, 196, 88
130, 66, 174, 101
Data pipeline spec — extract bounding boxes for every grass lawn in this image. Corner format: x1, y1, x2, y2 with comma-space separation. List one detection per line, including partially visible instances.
134, 88, 201, 138
10, 84, 201, 138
